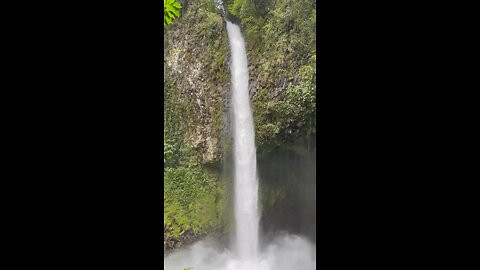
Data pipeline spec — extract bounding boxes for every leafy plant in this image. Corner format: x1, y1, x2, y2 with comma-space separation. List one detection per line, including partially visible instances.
164, 0, 182, 26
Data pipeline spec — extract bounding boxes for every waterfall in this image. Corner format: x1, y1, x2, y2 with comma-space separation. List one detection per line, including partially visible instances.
226, 21, 259, 260
164, 19, 316, 270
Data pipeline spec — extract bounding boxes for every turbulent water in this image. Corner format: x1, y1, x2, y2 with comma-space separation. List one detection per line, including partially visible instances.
163, 234, 315, 270
164, 21, 316, 270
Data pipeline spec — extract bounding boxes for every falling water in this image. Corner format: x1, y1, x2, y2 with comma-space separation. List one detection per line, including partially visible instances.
164, 20, 316, 270
226, 21, 259, 260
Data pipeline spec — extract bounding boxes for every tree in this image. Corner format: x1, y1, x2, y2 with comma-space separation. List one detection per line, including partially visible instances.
164, 0, 182, 26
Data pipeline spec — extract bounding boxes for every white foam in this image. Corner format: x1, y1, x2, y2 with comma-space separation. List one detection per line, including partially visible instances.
164, 235, 316, 270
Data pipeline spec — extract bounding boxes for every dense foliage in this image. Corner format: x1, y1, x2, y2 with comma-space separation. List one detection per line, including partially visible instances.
164, 85, 227, 241
164, 157, 226, 239
224, 0, 317, 153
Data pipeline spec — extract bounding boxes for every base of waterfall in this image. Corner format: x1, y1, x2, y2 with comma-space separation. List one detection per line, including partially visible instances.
164, 234, 316, 270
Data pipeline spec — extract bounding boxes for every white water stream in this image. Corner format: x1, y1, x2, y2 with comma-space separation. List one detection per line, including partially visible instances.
227, 21, 260, 260
164, 21, 315, 270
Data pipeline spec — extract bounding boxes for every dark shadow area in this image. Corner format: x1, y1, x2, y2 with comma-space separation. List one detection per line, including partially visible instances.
258, 136, 316, 244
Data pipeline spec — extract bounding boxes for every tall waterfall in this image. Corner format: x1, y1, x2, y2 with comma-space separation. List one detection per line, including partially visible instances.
164, 19, 316, 270
226, 21, 259, 260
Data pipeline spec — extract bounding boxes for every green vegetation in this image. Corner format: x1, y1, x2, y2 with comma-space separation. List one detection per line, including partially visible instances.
164, 158, 226, 239
164, 0, 228, 164
164, 0, 316, 251
164, 78, 227, 241
164, 32, 228, 243
164, 93, 228, 239
225, 0, 317, 154
164, 0, 183, 26
254, 53, 316, 155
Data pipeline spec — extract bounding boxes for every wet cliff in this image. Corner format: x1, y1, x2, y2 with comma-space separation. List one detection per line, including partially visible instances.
164, 0, 316, 253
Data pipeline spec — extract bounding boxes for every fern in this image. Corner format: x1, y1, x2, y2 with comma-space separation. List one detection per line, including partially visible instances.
164, 0, 182, 26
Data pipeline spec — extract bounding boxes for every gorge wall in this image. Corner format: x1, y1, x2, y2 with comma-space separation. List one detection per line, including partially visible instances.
164, 0, 316, 252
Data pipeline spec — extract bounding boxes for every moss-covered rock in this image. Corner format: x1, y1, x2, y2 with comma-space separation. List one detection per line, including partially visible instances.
165, 0, 229, 165
164, 0, 316, 252
164, 156, 229, 253
165, 0, 316, 162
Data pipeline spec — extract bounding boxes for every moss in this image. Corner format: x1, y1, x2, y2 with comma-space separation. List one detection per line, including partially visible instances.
164, 0, 316, 250
166, 0, 316, 161
164, 159, 227, 239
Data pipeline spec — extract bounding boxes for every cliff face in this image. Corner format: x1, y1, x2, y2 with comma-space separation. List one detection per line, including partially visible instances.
164, 0, 316, 164
164, 0, 316, 253
164, 0, 229, 164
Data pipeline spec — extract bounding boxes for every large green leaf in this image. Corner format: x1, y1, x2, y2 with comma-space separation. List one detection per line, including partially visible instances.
164, 0, 182, 26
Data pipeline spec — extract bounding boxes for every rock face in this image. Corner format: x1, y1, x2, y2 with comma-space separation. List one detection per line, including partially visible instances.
164, 0, 316, 165
164, 229, 202, 254
163, 0, 316, 253
164, 2, 229, 164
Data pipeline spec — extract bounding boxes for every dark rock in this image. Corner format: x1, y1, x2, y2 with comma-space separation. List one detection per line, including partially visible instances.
293, 73, 299, 85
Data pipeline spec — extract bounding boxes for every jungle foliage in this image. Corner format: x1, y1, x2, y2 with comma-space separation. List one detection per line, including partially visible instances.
164, 81, 227, 239
163, 0, 316, 247
224, 0, 317, 152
